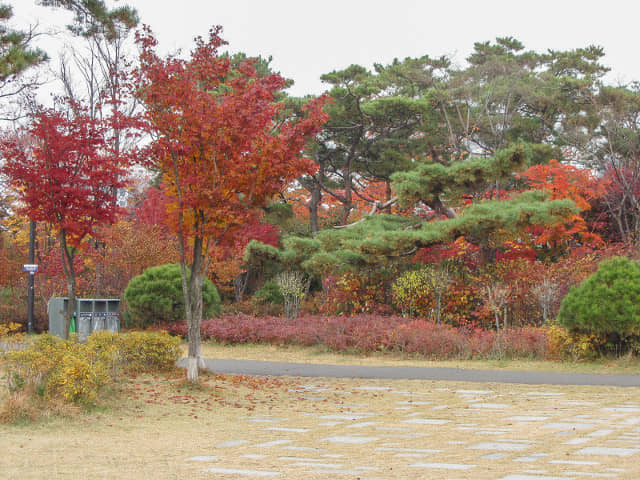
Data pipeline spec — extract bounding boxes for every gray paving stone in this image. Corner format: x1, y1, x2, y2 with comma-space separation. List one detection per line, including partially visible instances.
264, 427, 310, 432
508, 416, 551, 422
255, 440, 292, 448
375, 447, 441, 453
215, 440, 248, 447
600, 407, 640, 413
576, 446, 640, 456
564, 438, 591, 445
201, 467, 280, 477
310, 468, 379, 475
514, 453, 549, 462
347, 421, 377, 428
320, 414, 374, 420
481, 453, 508, 459
402, 418, 450, 425
321, 435, 379, 444
292, 462, 342, 468
410, 462, 477, 470
496, 475, 568, 480
563, 472, 617, 478
469, 402, 510, 409
542, 422, 596, 430
468, 441, 532, 451
278, 456, 326, 462
620, 417, 640, 425
549, 459, 600, 465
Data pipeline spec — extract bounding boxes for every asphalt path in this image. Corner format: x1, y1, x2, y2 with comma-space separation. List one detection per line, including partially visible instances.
187, 358, 640, 387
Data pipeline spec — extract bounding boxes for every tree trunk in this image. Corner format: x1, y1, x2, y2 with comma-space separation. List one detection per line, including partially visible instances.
181, 235, 206, 384
59, 231, 77, 341
309, 178, 322, 236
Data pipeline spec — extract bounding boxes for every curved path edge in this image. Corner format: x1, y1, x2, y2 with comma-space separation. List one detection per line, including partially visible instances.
179, 358, 640, 387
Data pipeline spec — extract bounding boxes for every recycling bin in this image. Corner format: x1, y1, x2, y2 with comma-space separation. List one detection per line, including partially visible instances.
48, 298, 120, 340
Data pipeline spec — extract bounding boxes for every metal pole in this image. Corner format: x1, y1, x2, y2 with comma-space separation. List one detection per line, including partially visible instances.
27, 220, 35, 334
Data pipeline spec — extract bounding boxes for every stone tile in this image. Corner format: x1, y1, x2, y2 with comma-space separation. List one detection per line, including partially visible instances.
321, 435, 379, 444
481, 453, 508, 460
563, 472, 617, 478
469, 402, 510, 409
496, 475, 568, 480
468, 441, 531, 452
542, 422, 596, 430
549, 459, 600, 465
589, 429, 614, 437
254, 440, 292, 448
278, 456, 327, 462
600, 407, 640, 413
347, 421, 377, 428
320, 414, 374, 420
564, 438, 591, 445
455, 389, 492, 395
508, 416, 551, 422
243, 454, 267, 459
201, 467, 280, 477
264, 427, 310, 432
576, 446, 640, 456
215, 440, 248, 447
395, 400, 432, 405
402, 418, 450, 425
310, 467, 379, 475
292, 462, 342, 468
375, 447, 441, 454
410, 462, 476, 470
187, 456, 217, 461
514, 453, 549, 462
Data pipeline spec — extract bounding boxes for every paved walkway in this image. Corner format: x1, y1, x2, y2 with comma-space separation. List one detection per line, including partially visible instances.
184, 364, 640, 479
194, 358, 640, 387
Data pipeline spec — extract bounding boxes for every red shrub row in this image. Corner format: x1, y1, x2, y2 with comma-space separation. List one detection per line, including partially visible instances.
159, 314, 550, 360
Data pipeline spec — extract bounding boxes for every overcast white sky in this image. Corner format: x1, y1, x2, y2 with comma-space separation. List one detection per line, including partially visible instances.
12, 0, 640, 97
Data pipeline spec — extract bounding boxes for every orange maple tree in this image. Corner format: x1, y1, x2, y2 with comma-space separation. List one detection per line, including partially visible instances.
135, 26, 328, 382
517, 159, 605, 249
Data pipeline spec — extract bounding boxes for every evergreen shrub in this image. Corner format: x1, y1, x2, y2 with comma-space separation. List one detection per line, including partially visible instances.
124, 263, 221, 328
557, 256, 640, 352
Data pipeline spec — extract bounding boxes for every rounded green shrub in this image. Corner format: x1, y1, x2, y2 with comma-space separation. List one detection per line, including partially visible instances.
124, 263, 221, 328
253, 280, 284, 305
557, 256, 640, 342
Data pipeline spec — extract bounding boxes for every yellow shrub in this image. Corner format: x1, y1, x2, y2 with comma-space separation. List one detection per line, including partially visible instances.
119, 331, 181, 373
546, 323, 604, 361
2, 331, 181, 413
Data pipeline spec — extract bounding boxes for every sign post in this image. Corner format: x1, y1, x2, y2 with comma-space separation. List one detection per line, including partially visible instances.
24, 220, 37, 335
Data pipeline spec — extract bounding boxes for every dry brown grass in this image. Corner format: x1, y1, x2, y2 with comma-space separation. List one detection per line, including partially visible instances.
1, 364, 639, 479
2, 342, 640, 479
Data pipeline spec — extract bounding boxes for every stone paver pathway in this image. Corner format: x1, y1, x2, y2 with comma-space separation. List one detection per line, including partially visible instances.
186, 379, 640, 479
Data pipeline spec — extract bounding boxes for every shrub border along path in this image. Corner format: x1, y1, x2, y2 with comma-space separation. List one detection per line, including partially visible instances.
189, 357, 640, 387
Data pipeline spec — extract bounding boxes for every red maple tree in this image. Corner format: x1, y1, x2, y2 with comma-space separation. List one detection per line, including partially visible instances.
1, 102, 133, 338
135, 26, 328, 382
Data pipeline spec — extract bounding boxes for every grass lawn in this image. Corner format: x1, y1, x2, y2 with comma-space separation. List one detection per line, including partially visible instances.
2, 364, 640, 479
1, 338, 640, 479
